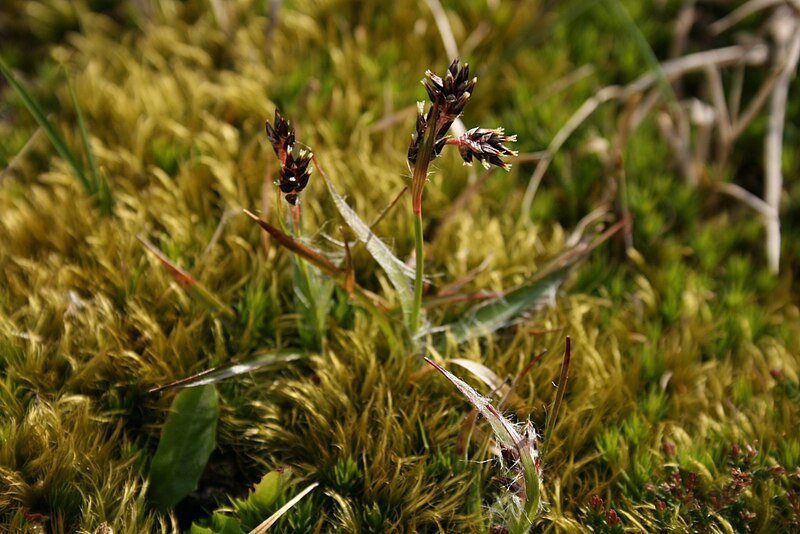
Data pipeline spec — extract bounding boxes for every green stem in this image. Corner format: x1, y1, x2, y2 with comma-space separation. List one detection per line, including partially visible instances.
543, 336, 571, 458
408, 104, 439, 337
410, 211, 425, 336
291, 204, 324, 347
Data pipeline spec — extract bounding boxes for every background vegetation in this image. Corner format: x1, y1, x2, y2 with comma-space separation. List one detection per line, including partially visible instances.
1, 0, 799, 532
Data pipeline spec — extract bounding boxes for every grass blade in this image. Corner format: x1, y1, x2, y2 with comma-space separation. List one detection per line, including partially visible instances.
243, 209, 343, 277
499, 350, 547, 411
66, 71, 112, 213
149, 350, 305, 393
425, 358, 520, 450
605, 0, 676, 103
138, 235, 236, 320
292, 251, 335, 347
444, 268, 566, 345
315, 156, 415, 322
543, 336, 571, 457
450, 358, 507, 392
244, 209, 399, 344
443, 218, 629, 344
424, 358, 542, 527
248, 482, 320, 534
0, 55, 91, 194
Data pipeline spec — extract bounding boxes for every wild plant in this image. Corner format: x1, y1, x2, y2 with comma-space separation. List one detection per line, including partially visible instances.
407, 59, 517, 336
139, 56, 621, 532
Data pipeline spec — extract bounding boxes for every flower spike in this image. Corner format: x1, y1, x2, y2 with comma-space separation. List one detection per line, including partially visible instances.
423, 58, 476, 130
408, 58, 477, 169
452, 127, 518, 171
265, 109, 294, 164
265, 109, 313, 205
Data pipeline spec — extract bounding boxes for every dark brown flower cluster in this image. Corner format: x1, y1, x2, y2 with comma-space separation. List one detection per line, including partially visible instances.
265, 109, 312, 205
407, 58, 516, 173
454, 127, 518, 171
407, 102, 448, 167
423, 58, 476, 133
408, 58, 476, 167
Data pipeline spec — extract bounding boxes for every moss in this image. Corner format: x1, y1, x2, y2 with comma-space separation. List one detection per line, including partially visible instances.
2, 0, 800, 532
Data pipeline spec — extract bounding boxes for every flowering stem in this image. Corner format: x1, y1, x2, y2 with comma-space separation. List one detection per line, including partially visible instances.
411, 212, 425, 336
408, 104, 439, 337
290, 203, 324, 348
291, 202, 301, 234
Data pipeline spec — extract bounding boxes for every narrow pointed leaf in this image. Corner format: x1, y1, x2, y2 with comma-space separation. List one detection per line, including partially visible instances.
424, 358, 521, 450
543, 336, 571, 457
244, 210, 396, 343
425, 358, 543, 523
342, 228, 355, 294
0, 55, 90, 194
149, 350, 305, 393
509, 421, 543, 525
315, 158, 414, 321
499, 350, 547, 410
67, 71, 112, 212
367, 186, 407, 228
450, 358, 527, 412
450, 358, 506, 391
292, 250, 334, 347
444, 268, 566, 344
138, 235, 236, 320
249, 482, 320, 534
148, 385, 219, 510
243, 209, 343, 277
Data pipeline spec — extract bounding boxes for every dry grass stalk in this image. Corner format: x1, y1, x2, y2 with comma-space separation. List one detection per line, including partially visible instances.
521, 2, 799, 273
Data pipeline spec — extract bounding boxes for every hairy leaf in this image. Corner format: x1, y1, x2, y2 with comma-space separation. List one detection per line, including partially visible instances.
150, 350, 305, 393
317, 158, 414, 322
443, 269, 566, 344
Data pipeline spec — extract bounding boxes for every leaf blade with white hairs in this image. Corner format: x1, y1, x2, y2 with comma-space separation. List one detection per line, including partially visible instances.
317, 158, 414, 323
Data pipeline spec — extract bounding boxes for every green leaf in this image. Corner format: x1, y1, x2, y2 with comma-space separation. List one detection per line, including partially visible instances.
440, 218, 628, 345
444, 268, 566, 345
190, 513, 245, 534
318, 162, 414, 322
0, 55, 92, 195
543, 337, 571, 457
244, 209, 400, 346
605, 0, 676, 103
249, 481, 320, 534
149, 350, 305, 393
213, 514, 246, 534
292, 253, 335, 348
66, 71, 112, 213
425, 358, 542, 529
148, 385, 219, 510
248, 470, 286, 510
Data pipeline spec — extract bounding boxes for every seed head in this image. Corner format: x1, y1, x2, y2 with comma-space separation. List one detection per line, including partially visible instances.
423, 57, 476, 131
277, 146, 313, 205
265, 109, 313, 205
455, 127, 518, 171
265, 109, 294, 164
407, 58, 475, 169
407, 102, 447, 168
